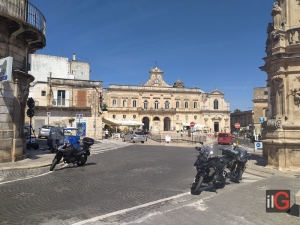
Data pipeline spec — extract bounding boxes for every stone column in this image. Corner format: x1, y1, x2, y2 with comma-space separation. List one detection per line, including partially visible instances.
0, 71, 34, 162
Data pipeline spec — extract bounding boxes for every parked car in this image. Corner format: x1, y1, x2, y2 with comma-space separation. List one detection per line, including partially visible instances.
47, 127, 64, 152
122, 130, 145, 143
217, 132, 234, 145
38, 125, 54, 138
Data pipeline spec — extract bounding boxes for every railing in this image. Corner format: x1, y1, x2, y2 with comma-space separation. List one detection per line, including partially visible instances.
27, 2, 46, 35
0, 0, 46, 36
148, 133, 208, 144
137, 107, 176, 114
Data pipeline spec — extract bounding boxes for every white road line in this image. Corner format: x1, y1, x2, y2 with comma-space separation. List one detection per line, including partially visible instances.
0, 171, 53, 185
72, 192, 190, 225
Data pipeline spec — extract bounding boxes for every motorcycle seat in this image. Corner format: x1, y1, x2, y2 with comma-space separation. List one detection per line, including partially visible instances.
75, 145, 84, 153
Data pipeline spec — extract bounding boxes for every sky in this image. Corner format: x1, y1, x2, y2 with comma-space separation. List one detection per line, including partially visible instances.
30, 0, 275, 112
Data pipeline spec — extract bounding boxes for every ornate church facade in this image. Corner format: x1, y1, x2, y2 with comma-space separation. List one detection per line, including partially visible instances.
102, 66, 230, 133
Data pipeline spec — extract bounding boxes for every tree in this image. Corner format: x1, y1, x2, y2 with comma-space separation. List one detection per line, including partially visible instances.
233, 109, 241, 113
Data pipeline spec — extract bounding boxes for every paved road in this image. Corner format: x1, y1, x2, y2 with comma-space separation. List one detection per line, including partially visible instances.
0, 144, 298, 225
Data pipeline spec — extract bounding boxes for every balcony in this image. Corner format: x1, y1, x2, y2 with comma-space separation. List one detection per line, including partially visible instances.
137, 107, 176, 115
0, 0, 46, 51
201, 106, 230, 112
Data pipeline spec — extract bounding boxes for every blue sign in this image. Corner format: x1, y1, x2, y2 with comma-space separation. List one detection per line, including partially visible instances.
256, 142, 261, 148
76, 121, 86, 136
259, 117, 264, 123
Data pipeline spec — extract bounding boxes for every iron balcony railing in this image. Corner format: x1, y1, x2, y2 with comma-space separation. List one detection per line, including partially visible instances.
0, 0, 46, 35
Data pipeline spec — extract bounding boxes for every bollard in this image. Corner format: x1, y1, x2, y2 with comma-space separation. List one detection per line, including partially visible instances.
236, 139, 239, 146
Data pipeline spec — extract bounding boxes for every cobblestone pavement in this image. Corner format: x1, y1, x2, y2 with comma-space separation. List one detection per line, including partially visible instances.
0, 144, 273, 225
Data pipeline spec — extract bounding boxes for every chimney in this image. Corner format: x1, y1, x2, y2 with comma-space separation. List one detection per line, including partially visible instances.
72, 53, 76, 61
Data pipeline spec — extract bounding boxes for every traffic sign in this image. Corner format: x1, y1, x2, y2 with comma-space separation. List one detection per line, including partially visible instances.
259, 117, 264, 123
255, 141, 263, 150
76, 114, 83, 119
27, 98, 35, 109
26, 109, 34, 118
47, 112, 51, 117
190, 121, 195, 127
234, 122, 240, 129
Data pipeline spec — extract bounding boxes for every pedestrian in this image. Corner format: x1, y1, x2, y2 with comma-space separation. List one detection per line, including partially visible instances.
105, 129, 109, 139
180, 130, 183, 137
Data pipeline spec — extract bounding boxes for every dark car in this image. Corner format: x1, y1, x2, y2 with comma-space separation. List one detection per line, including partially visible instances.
47, 127, 64, 152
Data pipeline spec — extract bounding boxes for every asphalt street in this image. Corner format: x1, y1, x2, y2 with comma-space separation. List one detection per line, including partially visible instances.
0, 143, 299, 225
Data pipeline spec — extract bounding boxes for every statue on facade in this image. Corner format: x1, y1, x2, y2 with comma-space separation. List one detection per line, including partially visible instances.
271, 1, 282, 30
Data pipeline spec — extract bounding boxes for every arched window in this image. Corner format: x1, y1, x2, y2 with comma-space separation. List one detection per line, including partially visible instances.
214, 100, 219, 109
123, 100, 127, 107
154, 100, 159, 109
112, 99, 117, 107
193, 102, 197, 109
133, 100, 136, 108
185, 101, 188, 108
176, 101, 179, 108
144, 100, 148, 109
113, 115, 116, 119
165, 101, 169, 109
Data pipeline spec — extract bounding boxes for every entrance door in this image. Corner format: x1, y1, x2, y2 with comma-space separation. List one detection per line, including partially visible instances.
214, 122, 219, 132
153, 116, 160, 131
164, 117, 171, 131
142, 117, 150, 131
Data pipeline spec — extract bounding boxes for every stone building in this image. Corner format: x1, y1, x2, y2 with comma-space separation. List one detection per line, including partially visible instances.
26, 54, 103, 139
230, 110, 254, 134
103, 66, 230, 133
252, 87, 268, 135
260, 0, 300, 169
0, 0, 46, 162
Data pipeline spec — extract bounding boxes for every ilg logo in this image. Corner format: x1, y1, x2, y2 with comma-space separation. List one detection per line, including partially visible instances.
266, 190, 290, 213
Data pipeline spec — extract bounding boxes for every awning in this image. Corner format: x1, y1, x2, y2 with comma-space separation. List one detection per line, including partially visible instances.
103, 118, 144, 126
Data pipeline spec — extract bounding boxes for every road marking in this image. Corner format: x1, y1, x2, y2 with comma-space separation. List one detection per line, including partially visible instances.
0, 171, 53, 185
72, 192, 190, 225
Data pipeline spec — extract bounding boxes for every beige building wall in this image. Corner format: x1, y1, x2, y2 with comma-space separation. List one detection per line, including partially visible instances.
253, 87, 268, 135
103, 66, 230, 133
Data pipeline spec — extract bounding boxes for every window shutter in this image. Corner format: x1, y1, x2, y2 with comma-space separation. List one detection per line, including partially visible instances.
53, 90, 57, 106
65, 90, 70, 107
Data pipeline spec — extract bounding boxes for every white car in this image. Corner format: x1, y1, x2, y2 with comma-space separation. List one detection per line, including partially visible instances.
38, 125, 54, 138
123, 131, 145, 143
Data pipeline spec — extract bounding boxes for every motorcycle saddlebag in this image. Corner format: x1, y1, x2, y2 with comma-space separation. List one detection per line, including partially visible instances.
221, 148, 239, 160
82, 137, 94, 146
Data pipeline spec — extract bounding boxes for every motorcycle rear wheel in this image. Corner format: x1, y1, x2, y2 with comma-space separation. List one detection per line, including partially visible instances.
191, 173, 204, 195
50, 158, 58, 171
77, 154, 87, 166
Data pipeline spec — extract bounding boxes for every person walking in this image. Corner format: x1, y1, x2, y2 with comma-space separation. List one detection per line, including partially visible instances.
105, 129, 109, 139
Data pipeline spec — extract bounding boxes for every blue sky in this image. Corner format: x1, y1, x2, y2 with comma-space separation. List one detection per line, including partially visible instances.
30, 0, 274, 112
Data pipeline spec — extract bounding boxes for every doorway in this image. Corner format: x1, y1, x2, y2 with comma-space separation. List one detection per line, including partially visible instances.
164, 117, 171, 131
153, 117, 160, 131
214, 122, 219, 132
142, 117, 150, 131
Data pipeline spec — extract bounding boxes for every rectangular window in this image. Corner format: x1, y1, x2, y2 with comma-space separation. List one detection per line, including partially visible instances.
264, 91, 268, 95
41, 91, 46, 96
57, 90, 65, 106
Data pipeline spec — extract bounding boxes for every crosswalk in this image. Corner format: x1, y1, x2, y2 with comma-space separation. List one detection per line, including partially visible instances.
89, 139, 133, 155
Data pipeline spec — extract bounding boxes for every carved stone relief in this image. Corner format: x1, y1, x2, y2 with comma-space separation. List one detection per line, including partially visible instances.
271, 1, 282, 30
265, 119, 282, 130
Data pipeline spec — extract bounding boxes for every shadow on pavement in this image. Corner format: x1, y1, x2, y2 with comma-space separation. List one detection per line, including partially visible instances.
56, 162, 98, 171
249, 154, 267, 167
287, 204, 300, 217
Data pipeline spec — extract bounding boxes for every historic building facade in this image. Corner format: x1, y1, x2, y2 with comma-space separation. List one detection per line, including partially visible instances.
253, 87, 268, 136
26, 53, 103, 139
0, 0, 46, 162
103, 66, 230, 133
260, 0, 300, 169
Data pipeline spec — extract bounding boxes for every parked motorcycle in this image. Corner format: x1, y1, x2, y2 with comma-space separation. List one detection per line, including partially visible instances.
191, 142, 231, 195
50, 137, 94, 171
221, 145, 251, 183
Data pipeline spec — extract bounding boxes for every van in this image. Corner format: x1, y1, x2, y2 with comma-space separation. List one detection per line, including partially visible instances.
217, 132, 234, 145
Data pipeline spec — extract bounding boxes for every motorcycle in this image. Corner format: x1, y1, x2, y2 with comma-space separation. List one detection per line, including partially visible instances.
50, 136, 94, 171
221, 145, 251, 183
191, 142, 231, 195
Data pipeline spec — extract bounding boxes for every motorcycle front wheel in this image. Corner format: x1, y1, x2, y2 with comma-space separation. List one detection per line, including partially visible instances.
77, 154, 87, 166
191, 172, 204, 195
50, 158, 58, 171
231, 166, 243, 183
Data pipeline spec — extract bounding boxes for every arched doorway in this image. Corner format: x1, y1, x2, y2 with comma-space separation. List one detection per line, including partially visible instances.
214, 122, 219, 132
153, 116, 160, 132
142, 117, 150, 131
164, 117, 171, 131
